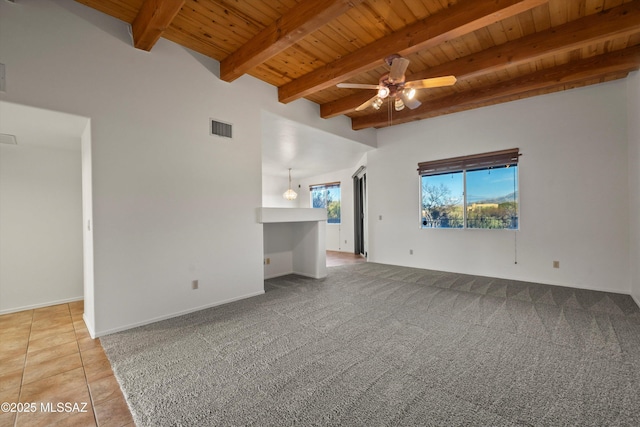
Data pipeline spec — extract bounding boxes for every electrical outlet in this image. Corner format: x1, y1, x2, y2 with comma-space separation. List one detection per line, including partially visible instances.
379, 215, 383, 220
0, 63, 5, 93
553, 261, 560, 269
409, 249, 414, 255
192, 280, 199, 290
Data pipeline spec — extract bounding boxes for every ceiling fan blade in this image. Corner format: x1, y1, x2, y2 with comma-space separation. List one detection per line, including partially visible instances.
399, 91, 422, 109
404, 76, 457, 89
337, 83, 380, 90
355, 95, 379, 111
389, 57, 410, 83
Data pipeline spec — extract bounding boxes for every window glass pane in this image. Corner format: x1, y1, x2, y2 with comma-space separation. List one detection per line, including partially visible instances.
311, 184, 341, 224
311, 187, 327, 209
327, 186, 341, 224
421, 172, 464, 228
466, 166, 518, 229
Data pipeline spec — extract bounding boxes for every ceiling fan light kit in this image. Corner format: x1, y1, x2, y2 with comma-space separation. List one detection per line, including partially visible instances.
404, 87, 416, 100
337, 54, 456, 112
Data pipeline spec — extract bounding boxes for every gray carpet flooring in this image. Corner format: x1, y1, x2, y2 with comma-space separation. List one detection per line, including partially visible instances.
100, 263, 640, 426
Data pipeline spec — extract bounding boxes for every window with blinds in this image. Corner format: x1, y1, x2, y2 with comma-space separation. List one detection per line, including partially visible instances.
418, 149, 519, 229
310, 182, 341, 224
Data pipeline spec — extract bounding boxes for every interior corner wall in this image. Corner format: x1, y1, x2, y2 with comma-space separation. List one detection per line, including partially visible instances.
80, 120, 96, 335
298, 167, 361, 253
262, 174, 299, 208
0, 144, 83, 313
628, 71, 640, 305
368, 80, 630, 294
0, 0, 264, 335
263, 222, 294, 278
0, 0, 365, 335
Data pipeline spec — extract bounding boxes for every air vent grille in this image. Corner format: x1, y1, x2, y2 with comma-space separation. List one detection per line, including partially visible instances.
210, 119, 232, 139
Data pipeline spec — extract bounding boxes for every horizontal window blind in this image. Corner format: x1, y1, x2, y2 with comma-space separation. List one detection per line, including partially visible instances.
417, 148, 519, 176
309, 182, 340, 190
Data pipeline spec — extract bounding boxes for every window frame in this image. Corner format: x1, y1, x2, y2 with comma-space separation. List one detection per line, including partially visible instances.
418, 149, 519, 230
310, 182, 341, 225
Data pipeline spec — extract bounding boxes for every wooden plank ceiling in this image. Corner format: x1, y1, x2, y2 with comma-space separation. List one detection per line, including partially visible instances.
76, 0, 640, 130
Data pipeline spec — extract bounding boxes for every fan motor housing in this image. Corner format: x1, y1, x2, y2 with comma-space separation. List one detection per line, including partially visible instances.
379, 73, 404, 97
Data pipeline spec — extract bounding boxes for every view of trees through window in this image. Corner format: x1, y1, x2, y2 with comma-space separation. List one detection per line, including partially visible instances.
311, 183, 341, 224
421, 166, 518, 229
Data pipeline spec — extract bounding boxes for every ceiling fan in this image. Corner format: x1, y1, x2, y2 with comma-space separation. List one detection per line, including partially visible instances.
337, 54, 457, 112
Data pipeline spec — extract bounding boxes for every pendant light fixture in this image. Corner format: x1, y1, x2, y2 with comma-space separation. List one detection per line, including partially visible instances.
283, 168, 298, 200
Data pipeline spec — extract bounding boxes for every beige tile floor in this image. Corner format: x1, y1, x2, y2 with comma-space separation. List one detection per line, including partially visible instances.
0, 301, 134, 427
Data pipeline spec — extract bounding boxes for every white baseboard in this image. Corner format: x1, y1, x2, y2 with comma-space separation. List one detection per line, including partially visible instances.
0, 296, 84, 315
632, 293, 640, 310
264, 270, 294, 280
292, 270, 326, 279
265, 270, 326, 280
94, 290, 265, 338
83, 313, 96, 339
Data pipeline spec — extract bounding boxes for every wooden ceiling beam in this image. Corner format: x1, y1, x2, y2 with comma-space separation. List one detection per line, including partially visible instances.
351, 45, 640, 130
322, 0, 640, 118
220, 0, 365, 83
132, 0, 185, 51
277, 0, 548, 104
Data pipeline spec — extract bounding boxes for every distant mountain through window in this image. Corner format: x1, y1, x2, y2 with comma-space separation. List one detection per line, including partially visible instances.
420, 161, 518, 230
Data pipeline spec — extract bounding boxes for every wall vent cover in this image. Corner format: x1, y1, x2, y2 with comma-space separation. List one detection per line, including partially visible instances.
210, 119, 232, 139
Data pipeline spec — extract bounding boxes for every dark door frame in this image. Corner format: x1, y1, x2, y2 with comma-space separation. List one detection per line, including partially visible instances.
352, 166, 366, 257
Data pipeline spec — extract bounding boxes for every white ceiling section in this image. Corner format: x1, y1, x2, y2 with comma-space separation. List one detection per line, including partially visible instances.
0, 101, 89, 151
261, 111, 373, 180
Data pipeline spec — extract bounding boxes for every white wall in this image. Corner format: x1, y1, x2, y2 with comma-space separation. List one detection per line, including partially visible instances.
263, 222, 294, 278
0, 144, 83, 312
298, 167, 362, 252
368, 80, 630, 293
629, 71, 640, 305
0, 0, 372, 336
262, 219, 326, 279
262, 174, 300, 208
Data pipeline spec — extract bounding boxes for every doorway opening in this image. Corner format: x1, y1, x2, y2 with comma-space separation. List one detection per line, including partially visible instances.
0, 101, 95, 335
353, 166, 367, 258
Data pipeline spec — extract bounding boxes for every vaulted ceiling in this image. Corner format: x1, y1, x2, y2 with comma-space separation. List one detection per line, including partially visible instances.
76, 0, 640, 130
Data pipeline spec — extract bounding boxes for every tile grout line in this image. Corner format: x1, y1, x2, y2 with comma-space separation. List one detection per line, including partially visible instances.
14, 309, 34, 427
61, 303, 96, 427
7, 303, 111, 427
74, 305, 101, 427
